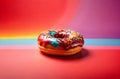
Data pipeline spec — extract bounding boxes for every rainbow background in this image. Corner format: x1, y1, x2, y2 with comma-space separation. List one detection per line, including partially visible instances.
0, 0, 120, 79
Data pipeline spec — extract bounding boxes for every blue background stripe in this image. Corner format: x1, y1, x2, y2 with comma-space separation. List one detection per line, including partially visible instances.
0, 39, 120, 46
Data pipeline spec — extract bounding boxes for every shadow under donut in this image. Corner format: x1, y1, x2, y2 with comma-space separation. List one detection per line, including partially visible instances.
40, 48, 90, 60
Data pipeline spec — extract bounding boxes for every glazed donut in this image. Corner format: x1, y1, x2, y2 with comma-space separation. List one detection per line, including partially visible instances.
38, 29, 84, 55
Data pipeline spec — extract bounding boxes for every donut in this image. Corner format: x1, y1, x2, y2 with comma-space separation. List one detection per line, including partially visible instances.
38, 29, 84, 55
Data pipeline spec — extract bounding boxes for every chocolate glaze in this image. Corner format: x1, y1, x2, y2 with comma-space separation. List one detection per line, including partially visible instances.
38, 29, 84, 50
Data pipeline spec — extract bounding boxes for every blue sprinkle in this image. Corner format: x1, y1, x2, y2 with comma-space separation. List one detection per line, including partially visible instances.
49, 39, 60, 48
48, 31, 56, 37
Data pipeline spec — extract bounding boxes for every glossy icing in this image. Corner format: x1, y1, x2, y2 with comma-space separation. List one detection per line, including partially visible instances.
38, 29, 84, 50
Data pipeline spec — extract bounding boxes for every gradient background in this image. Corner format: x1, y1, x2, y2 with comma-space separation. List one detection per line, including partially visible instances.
0, 0, 120, 38
0, 0, 120, 79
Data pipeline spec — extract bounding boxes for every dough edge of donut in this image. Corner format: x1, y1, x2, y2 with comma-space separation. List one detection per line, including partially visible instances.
39, 45, 83, 55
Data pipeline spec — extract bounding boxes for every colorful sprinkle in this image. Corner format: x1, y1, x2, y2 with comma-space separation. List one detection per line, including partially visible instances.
38, 29, 84, 49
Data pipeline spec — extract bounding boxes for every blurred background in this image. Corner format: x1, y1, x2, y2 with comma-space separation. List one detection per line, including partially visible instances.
0, 0, 120, 39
